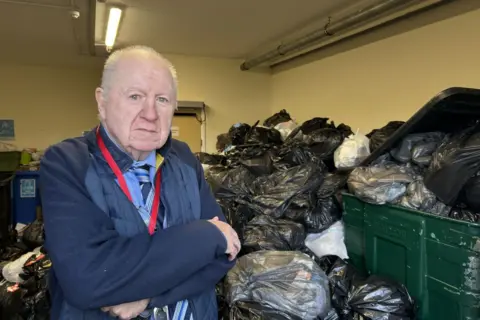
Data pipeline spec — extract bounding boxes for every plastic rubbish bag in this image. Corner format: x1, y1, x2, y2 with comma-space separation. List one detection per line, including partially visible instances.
327, 259, 415, 320
334, 133, 370, 169
196, 152, 227, 166
304, 128, 344, 159
220, 201, 256, 243
367, 121, 405, 152
228, 123, 252, 145
0, 244, 29, 263
264, 110, 292, 128
463, 175, 480, 211
399, 180, 450, 216
305, 221, 348, 260
216, 281, 229, 320
348, 165, 415, 204
230, 300, 302, 320
245, 126, 283, 145
449, 206, 480, 223
299, 118, 331, 135
22, 220, 44, 250
273, 145, 324, 171
243, 215, 306, 252
226, 250, 331, 320
20, 250, 52, 282
303, 197, 342, 234
247, 163, 326, 218
425, 127, 480, 205
275, 120, 298, 141
216, 133, 232, 152
2, 247, 41, 283
390, 132, 445, 164
0, 280, 27, 319
317, 173, 349, 199
240, 151, 274, 176
208, 166, 256, 199
347, 276, 415, 320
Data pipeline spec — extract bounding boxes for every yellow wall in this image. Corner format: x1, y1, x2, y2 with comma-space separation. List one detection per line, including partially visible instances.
0, 55, 271, 152
0, 64, 101, 150
271, 8, 480, 134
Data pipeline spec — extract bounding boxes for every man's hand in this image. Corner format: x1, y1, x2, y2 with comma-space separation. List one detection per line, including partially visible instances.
101, 299, 150, 319
208, 216, 241, 260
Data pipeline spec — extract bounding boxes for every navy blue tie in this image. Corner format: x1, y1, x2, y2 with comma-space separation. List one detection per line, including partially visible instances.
132, 164, 151, 203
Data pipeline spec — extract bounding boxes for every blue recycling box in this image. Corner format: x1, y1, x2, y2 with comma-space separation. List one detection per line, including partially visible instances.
12, 171, 41, 225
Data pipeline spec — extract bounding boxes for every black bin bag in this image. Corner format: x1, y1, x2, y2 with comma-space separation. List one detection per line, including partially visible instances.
303, 196, 343, 234
327, 259, 415, 320
230, 300, 303, 320
367, 121, 405, 152
245, 126, 283, 145
240, 151, 274, 176
463, 174, 480, 212
228, 123, 251, 145
208, 166, 256, 200
246, 163, 326, 218
226, 251, 332, 320
390, 132, 445, 165
263, 110, 292, 128
220, 200, 256, 243
22, 220, 44, 250
195, 152, 227, 166
243, 215, 306, 252
425, 125, 480, 205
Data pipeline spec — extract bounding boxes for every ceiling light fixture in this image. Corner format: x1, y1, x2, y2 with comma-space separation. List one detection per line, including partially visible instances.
105, 7, 122, 51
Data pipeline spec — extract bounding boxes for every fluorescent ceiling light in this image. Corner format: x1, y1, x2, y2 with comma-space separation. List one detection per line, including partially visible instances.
105, 7, 122, 49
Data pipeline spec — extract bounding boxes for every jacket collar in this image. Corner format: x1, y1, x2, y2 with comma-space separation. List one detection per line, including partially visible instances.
86, 124, 172, 173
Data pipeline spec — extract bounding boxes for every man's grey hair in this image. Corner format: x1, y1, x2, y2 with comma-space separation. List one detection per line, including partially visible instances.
100, 45, 178, 99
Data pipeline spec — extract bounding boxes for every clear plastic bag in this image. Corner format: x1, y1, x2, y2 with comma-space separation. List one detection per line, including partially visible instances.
274, 120, 298, 141
2, 248, 41, 284
334, 133, 370, 169
305, 221, 348, 260
347, 165, 414, 204
399, 180, 451, 216
226, 251, 331, 320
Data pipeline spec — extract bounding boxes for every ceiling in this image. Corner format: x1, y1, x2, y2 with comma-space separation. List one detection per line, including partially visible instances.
0, 0, 371, 65
0, 0, 98, 66
0, 0, 479, 67
94, 0, 369, 59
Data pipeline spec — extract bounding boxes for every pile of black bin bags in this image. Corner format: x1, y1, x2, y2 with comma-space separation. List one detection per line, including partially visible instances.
348, 123, 480, 223
200, 111, 416, 320
0, 219, 50, 319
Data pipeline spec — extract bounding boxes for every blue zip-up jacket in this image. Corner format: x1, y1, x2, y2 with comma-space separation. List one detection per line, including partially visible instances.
39, 126, 235, 319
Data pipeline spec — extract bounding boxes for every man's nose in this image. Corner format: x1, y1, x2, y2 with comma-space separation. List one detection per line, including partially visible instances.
142, 98, 158, 121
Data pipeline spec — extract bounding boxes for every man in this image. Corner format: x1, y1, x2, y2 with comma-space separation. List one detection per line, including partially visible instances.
40, 46, 241, 320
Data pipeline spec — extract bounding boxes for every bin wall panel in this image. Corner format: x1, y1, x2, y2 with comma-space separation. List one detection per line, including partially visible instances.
342, 193, 480, 320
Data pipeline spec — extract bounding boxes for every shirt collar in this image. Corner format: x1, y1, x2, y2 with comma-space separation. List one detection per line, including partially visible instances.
89, 124, 172, 173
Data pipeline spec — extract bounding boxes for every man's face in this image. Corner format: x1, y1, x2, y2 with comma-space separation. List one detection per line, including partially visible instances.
96, 57, 176, 154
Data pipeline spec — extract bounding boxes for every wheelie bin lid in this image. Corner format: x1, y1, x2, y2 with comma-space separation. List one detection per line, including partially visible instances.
361, 87, 480, 166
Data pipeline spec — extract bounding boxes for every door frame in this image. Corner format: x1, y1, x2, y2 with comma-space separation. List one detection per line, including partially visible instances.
176, 101, 206, 152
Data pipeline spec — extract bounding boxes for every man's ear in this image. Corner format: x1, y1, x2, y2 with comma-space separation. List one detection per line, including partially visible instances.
95, 87, 106, 121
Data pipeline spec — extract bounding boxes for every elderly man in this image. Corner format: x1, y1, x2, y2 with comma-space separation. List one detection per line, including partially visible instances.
40, 46, 241, 320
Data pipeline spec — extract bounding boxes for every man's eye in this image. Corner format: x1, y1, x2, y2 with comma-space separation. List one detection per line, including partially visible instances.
157, 97, 168, 103
130, 94, 140, 100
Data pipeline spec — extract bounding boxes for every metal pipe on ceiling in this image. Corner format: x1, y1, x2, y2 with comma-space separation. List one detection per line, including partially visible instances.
240, 0, 435, 71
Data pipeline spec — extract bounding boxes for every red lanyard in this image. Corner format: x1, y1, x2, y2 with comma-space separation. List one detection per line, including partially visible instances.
96, 127, 161, 235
